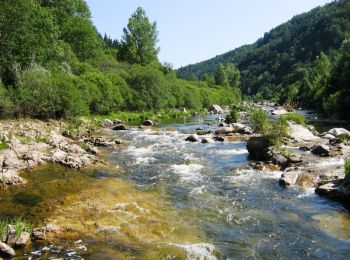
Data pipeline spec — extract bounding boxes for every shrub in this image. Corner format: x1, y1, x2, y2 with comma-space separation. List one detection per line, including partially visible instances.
248, 108, 270, 134
345, 159, 350, 177
225, 107, 239, 123
281, 112, 306, 125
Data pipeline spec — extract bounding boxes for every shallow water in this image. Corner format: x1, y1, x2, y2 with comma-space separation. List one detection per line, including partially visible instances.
1, 115, 350, 259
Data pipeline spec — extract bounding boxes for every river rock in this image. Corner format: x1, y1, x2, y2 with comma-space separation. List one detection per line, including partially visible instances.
322, 133, 336, 140
214, 136, 225, 142
185, 134, 200, 142
32, 229, 46, 240
215, 127, 234, 135
287, 154, 303, 163
103, 119, 114, 128
327, 128, 350, 138
113, 119, 122, 125
209, 104, 223, 114
142, 120, 155, 126
112, 124, 128, 131
0, 242, 15, 258
316, 181, 350, 202
201, 137, 215, 144
246, 136, 271, 160
311, 145, 330, 156
271, 109, 288, 115
279, 171, 299, 186
15, 231, 31, 247
45, 223, 60, 233
288, 121, 318, 142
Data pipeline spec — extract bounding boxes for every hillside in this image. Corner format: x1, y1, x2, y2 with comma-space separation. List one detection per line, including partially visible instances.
0, 0, 240, 119
177, 0, 350, 118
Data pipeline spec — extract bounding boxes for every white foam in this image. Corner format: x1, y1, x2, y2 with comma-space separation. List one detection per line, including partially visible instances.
170, 243, 218, 260
216, 148, 248, 155
297, 188, 316, 198
314, 158, 344, 168
189, 185, 207, 196
170, 164, 204, 183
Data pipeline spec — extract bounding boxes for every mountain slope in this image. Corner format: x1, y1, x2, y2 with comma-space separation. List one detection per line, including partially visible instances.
177, 0, 350, 98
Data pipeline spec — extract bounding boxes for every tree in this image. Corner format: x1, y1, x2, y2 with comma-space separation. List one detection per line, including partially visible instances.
215, 64, 229, 87
225, 63, 241, 88
0, 0, 59, 85
117, 7, 159, 65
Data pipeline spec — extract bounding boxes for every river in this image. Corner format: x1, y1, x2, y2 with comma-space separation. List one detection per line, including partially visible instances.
1, 114, 350, 259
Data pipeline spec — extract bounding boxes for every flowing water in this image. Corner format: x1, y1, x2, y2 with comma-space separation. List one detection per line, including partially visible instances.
1, 115, 350, 259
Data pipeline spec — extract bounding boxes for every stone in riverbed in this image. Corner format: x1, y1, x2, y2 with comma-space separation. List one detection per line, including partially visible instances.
0, 242, 15, 258
327, 128, 350, 138
316, 181, 350, 202
15, 231, 31, 247
142, 120, 155, 126
288, 121, 318, 142
215, 127, 234, 135
246, 136, 271, 160
112, 124, 128, 131
214, 136, 225, 142
185, 134, 200, 142
45, 223, 60, 233
32, 229, 46, 240
201, 137, 215, 144
103, 119, 114, 128
311, 145, 330, 156
279, 171, 299, 186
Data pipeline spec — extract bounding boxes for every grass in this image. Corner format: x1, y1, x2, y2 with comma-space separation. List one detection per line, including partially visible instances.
89, 109, 198, 126
0, 217, 33, 239
345, 159, 350, 177
0, 141, 9, 150
281, 112, 306, 125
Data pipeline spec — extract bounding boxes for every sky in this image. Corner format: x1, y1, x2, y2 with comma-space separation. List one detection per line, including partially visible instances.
86, 0, 333, 69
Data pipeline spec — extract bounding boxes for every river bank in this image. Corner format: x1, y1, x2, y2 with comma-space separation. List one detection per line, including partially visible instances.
0, 105, 350, 259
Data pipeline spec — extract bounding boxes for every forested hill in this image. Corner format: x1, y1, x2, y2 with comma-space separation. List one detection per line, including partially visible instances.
0, 0, 240, 119
177, 0, 350, 119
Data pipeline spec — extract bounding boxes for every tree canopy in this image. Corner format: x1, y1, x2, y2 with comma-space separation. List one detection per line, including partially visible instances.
117, 7, 159, 65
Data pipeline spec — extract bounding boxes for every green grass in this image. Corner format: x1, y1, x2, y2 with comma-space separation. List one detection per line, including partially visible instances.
281, 112, 306, 125
0, 217, 33, 239
0, 141, 9, 150
345, 159, 350, 177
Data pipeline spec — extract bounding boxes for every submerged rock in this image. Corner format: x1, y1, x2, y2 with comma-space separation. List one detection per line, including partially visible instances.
0, 242, 15, 258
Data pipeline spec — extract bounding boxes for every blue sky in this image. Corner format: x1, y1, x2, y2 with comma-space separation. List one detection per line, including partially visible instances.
86, 0, 332, 68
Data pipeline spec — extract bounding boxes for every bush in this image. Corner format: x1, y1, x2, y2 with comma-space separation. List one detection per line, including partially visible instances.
225, 107, 239, 123
345, 159, 350, 177
281, 112, 306, 125
248, 108, 270, 134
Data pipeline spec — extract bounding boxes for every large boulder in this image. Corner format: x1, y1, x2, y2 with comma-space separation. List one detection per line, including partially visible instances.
311, 145, 330, 156
246, 136, 272, 160
0, 242, 15, 257
201, 137, 215, 144
327, 128, 350, 138
209, 104, 223, 114
287, 121, 318, 142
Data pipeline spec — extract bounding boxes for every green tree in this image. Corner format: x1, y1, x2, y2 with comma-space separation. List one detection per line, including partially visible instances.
225, 63, 241, 88
215, 64, 229, 87
118, 7, 159, 65
0, 0, 59, 85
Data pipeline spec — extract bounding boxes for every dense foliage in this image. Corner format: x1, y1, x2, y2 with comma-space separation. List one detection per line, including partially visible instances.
0, 1, 241, 119
177, 0, 350, 119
